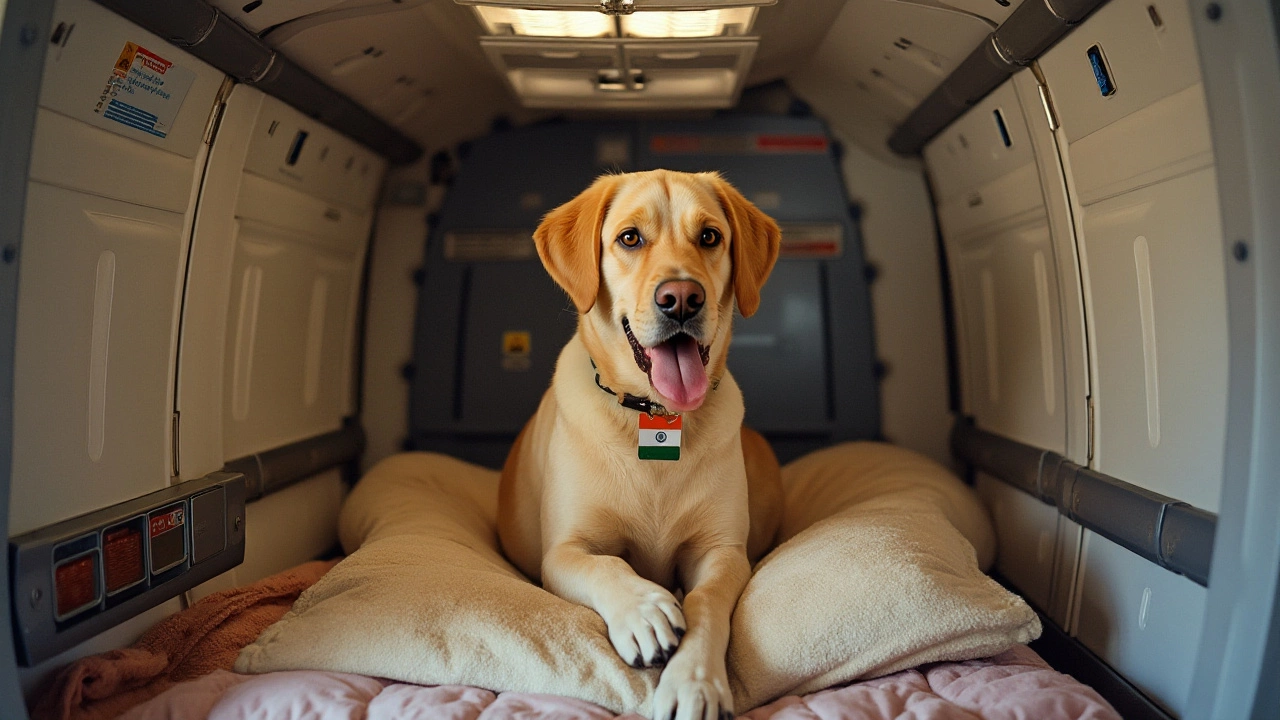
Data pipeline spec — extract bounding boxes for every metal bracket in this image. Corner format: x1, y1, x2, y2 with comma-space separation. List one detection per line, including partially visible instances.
598, 0, 635, 15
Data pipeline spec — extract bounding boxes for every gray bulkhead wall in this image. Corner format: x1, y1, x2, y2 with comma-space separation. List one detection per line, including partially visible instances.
409, 117, 880, 468
0, 0, 53, 715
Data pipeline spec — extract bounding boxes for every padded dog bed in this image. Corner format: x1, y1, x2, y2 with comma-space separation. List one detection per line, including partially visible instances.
234, 443, 1045, 715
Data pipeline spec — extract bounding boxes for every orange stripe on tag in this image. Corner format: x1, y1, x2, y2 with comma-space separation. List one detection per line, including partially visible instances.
638, 413, 682, 430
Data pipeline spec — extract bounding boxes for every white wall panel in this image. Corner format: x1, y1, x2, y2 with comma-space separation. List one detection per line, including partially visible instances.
950, 211, 1068, 452
927, 72, 1090, 630
174, 87, 265, 481
976, 473, 1062, 612
1077, 167, 1227, 512
11, 186, 186, 535
10, 0, 223, 535
1037, 1, 1226, 713
1041, 0, 1227, 512
1038, 0, 1203, 145
222, 213, 366, 459
1074, 530, 1207, 717
178, 88, 384, 467
928, 80, 1071, 456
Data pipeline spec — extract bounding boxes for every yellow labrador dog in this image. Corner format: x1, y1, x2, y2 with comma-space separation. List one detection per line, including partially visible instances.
499, 169, 783, 720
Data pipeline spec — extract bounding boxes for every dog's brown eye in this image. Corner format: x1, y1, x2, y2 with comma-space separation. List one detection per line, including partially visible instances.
700, 228, 722, 248
617, 229, 642, 248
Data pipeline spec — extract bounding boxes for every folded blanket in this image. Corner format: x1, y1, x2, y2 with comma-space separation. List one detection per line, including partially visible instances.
117, 644, 1119, 719
32, 560, 339, 720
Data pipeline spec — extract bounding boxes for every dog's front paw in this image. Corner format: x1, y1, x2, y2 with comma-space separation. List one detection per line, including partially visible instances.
652, 655, 734, 720
602, 586, 686, 668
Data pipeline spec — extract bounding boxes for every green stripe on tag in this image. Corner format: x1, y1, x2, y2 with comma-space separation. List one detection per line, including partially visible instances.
638, 445, 680, 461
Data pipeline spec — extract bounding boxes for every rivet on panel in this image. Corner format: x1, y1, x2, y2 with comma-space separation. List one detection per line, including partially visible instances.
1232, 240, 1249, 262
3, 245, 17, 263
19, 23, 40, 47
1205, 2, 1222, 21
29, 587, 42, 608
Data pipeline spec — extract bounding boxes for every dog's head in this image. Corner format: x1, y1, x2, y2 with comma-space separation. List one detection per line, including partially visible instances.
534, 169, 780, 412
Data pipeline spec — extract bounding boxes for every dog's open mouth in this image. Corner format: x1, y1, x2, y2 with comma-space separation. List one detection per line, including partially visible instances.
623, 318, 711, 410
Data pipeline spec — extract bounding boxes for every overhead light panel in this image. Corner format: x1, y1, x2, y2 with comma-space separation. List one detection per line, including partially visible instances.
475, 7, 615, 37
623, 8, 756, 38
473, 6, 757, 38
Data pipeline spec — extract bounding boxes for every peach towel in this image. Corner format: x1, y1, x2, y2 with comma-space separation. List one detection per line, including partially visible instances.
31, 559, 338, 720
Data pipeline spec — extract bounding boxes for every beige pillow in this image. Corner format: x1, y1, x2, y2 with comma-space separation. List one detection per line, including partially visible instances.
727, 442, 1037, 709
236, 444, 1038, 715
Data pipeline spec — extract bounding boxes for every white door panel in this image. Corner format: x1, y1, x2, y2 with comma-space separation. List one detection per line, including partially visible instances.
1080, 167, 1227, 512
11, 184, 185, 535
222, 220, 362, 459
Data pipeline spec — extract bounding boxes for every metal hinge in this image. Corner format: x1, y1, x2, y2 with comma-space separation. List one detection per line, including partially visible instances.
1037, 82, 1060, 131
203, 77, 236, 146
1085, 396, 1095, 462
171, 411, 181, 477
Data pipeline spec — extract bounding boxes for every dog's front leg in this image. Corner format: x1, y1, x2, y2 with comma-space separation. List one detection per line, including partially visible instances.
543, 542, 687, 669
653, 545, 750, 720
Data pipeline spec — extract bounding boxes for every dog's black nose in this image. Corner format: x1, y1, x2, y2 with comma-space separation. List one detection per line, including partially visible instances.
655, 279, 705, 322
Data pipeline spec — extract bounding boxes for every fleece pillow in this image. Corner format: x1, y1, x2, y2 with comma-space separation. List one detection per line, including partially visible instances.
235, 443, 1039, 714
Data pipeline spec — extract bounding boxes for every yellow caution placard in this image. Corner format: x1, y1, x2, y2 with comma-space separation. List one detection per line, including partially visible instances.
502, 331, 531, 372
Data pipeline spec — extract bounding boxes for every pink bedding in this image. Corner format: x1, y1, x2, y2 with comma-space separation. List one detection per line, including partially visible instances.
119, 645, 1119, 720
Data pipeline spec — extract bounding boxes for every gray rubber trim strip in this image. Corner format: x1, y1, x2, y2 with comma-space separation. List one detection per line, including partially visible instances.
889, 0, 1112, 155
952, 420, 1216, 586
223, 424, 365, 500
89, 0, 423, 164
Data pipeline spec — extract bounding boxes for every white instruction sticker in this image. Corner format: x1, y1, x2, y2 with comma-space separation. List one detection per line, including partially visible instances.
93, 42, 195, 139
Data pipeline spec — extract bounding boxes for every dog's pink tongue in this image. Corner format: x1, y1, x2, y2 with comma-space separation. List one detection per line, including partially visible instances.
648, 335, 708, 411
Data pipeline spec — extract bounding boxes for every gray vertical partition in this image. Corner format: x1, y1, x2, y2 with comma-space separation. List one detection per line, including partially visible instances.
0, 0, 52, 716
1186, 0, 1280, 717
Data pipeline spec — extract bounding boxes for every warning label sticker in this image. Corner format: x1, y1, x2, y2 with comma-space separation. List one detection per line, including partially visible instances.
149, 506, 185, 539
93, 42, 195, 139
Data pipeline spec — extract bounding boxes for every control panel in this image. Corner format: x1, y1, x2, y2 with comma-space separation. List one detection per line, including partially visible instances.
10, 472, 246, 665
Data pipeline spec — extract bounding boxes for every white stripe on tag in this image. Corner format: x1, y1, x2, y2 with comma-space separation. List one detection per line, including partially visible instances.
638, 428, 682, 447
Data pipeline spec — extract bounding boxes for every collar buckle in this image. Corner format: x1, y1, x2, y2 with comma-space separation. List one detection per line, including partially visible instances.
591, 359, 672, 416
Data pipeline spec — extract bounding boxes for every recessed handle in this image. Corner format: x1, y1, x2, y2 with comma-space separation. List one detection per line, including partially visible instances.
655, 51, 700, 60
539, 50, 581, 59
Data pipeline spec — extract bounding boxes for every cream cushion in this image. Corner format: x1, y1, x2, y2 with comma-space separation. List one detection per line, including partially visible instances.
235, 443, 1039, 714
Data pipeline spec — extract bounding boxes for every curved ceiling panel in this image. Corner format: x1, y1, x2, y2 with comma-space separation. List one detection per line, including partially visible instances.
269, 1, 543, 150
787, 0, 992, 155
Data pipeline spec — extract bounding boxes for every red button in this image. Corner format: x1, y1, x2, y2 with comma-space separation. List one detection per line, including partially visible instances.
55, 555, 97, 618
103, 526, 143, 593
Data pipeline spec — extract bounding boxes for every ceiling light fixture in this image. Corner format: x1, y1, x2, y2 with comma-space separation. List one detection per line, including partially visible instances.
474, 7, 615, 37
622, 8, 756, 37
472, 5, 757, 38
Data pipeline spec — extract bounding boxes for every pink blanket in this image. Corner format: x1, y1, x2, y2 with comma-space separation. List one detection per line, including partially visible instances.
119, 645, 1118, 720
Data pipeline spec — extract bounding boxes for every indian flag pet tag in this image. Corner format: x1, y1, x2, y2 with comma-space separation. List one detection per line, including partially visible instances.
638, 413, 682, 461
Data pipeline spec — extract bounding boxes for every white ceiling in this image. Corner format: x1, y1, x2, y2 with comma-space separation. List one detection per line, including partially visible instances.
210, 0, 1008, 158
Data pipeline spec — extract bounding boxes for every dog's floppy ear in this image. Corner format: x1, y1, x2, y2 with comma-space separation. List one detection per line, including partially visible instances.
534, 175, 618, 314
711, 175, 781, 318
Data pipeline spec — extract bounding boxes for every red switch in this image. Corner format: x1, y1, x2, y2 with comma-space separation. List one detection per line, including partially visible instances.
103, 524, 144, 594
54, 553, 99, 619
